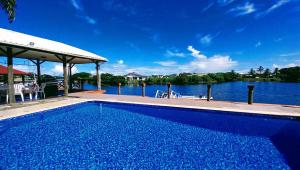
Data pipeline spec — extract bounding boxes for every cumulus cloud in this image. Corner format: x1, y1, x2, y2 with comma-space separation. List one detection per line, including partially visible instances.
185, 46, 237, 73
187, 46, 206, 59
13, 65, 35, 73
229, 2, 256, 16
100, 46, 237, 75
50, 64, 78, 76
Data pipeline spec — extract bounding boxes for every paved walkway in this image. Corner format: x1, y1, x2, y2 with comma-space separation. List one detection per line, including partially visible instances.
0, 92, 299, 120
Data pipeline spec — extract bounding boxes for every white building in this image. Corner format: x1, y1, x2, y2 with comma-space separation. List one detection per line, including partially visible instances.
125, 72, 147, 82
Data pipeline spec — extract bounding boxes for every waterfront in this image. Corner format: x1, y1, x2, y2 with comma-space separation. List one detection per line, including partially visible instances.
84, 81, 300, 105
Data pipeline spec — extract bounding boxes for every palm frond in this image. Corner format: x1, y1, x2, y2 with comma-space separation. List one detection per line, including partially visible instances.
0, 0, 16, 23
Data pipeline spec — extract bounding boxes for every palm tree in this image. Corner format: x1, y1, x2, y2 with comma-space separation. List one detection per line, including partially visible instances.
0, 0, 16, 23
263, 68, 271, 78
249, 68, 256, 78
257, 66, 264, 74
273, 68, 280, 77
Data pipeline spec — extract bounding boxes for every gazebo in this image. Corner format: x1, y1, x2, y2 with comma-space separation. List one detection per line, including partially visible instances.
0, 28, 107, 104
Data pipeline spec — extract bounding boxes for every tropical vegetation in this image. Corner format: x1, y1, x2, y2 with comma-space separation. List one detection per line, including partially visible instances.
70, 66, 300, 86
0, 0, 16, 23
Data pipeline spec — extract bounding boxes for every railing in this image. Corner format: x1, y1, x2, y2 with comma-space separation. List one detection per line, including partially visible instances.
116, 82, 256, 105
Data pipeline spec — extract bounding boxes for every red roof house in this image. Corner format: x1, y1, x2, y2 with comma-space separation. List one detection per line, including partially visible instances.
0, 65, 30, 75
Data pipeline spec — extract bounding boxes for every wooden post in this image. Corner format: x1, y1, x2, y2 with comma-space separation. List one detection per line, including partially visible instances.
36, 59, 41, 85
69, 64, 72, 91
79, 78, 83, 90
248, 85, 255, 104
142, 82, 146, 97
96, 61, 101, 90
21, 75, 25, 84
167, 82, 171, 99
7, 47, 15, 103
207, 84, 212, 101
63, 57, 68, 96
118, 82, 121, 95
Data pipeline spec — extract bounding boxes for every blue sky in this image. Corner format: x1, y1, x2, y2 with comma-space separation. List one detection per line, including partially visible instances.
0, 0, 300, 75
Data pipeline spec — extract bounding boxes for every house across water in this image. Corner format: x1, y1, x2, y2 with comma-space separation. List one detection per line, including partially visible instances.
125, 72, 147, 84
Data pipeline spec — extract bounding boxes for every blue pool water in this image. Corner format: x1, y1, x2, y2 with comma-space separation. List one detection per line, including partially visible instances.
1, 101, 300, 169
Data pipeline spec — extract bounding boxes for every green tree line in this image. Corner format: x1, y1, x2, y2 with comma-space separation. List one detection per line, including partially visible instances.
71, 66, 300, 86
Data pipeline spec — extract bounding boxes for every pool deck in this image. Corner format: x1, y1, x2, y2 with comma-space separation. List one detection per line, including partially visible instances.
0, 92, 299, 120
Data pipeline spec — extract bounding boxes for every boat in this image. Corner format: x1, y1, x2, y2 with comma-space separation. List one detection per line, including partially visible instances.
155, 90, 213, 100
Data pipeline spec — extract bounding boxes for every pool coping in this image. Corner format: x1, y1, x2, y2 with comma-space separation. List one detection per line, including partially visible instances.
88, 98, 300, 119
0, 97, 300, 121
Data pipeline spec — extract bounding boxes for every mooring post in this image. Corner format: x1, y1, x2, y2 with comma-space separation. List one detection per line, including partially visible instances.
118, 82, 121, 95
142, 82, 146, 97
207, 84, 212, 101
248, 85, 255, 104
167, 82, 171, 99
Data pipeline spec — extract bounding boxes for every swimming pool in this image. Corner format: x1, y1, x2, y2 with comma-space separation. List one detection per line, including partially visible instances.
0, 101, 299, 169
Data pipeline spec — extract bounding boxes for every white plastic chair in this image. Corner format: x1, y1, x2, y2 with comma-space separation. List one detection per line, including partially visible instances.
34, 83, 46, 100
6, 84, 25, 103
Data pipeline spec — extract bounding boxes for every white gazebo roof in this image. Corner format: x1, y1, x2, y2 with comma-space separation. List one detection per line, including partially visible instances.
0, 28, 108, 64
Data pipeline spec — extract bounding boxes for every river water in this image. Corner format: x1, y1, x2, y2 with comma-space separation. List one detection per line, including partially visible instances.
83, 81, 300, 105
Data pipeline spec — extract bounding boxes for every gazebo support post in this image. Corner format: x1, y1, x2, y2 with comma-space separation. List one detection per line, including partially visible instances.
96, 61, 101, 90
63, 57, 68, 96
29, 59, 45, 86
7, 47, 16, 103
68, 64, 73, 91
36, 59, 41, 85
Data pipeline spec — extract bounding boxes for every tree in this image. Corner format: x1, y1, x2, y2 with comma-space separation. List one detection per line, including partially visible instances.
1, 0, 16, 23
263, 68, 271, 78
249, 68, 256, 78
72, 72, 92, 80
257, 66, 264, 74
273, 68, 280, 77
279, 66, 300, 82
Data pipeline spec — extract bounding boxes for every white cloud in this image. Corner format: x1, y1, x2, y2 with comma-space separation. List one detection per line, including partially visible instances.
70, 0, 82, 11
198, 34, 213, 46
154, 61, 177, 67
165, 50, 185, 57
50, 64, 78, 76
255, 41, 262, 47
218, 0, 235, 6
187, 46, 206, 59
100, 46, 237, 75
185, 46, 237, 73
272, 63, 299, 69
202, 3, 214, 12
229, 2, 256, 16
71, 0, 97, 25
117, 60, 124, 64
279, 52, 300, 57
82, 16, 96, 25
13, 65, 34, 73
258, 0, 290, 17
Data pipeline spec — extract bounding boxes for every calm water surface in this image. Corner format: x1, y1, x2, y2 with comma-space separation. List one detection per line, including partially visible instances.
84, 82, 300, 105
